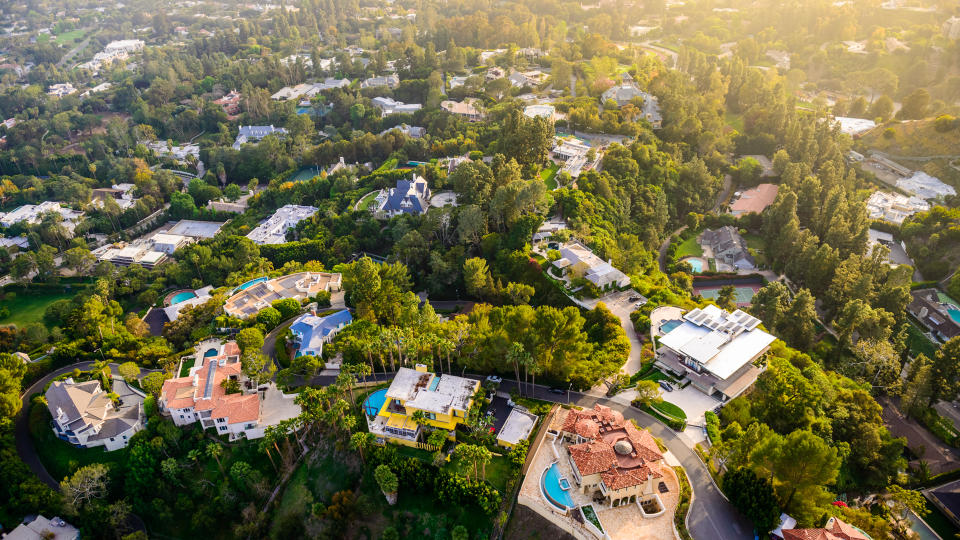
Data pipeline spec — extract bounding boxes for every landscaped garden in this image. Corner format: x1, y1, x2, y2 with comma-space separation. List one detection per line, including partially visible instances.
540, 163, 560, 190
178, 357, 196, 377
0, 284, 88, 327
676, 236, 703, 258
356, 190, 379, 211
651, 399, 687, 422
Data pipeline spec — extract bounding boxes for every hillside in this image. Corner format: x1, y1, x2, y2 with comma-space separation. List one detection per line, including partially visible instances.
857, 119, 960, 189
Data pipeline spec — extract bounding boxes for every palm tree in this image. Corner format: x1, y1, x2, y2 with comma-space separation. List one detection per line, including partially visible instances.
350, 432, 376, 463
206, 442, 225, 477
506, 342, 526, 395
411, 409, 430, 441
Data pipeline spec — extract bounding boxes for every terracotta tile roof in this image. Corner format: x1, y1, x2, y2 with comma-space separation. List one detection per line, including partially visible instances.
569, 440, 619, 475
160, 342, 260, 426
212, 393, 260, 423
782, 519, 870, 540
601, 463, 663, 491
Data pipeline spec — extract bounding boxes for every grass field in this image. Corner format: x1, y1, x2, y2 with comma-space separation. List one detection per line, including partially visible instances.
179, 357, 196, 377
0, 285, 84, 327
651, 399, 687, 421
540, 163, 560, 190
356, 190, 379, 211
676, 236, 703, 258
54, 29, 86, 44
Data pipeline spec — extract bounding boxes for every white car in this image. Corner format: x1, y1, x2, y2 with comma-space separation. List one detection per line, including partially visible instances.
485, 375, 502, 384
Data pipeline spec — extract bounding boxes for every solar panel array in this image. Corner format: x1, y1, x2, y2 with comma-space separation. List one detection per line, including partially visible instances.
684, 307, 760, 339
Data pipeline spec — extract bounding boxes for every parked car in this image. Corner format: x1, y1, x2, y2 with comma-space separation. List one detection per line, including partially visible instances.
548, 387, 565, 395
629, 296, 642, 302
659, 381, 674, 392
485, 375, 502, 384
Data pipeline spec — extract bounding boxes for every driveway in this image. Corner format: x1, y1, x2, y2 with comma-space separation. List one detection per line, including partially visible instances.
576, 289, 647, 375
668, 385, 721, 444
498, 379, 753, 540
880, 395, 960, 474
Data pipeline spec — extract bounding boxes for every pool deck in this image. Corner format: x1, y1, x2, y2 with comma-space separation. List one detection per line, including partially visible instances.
164, 289, 196, 307
518, 432, 680, 540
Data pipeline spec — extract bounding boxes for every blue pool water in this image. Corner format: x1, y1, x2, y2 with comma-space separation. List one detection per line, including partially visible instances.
235, 276, 267, 292
170, 291, 197, 305
949, 308, 960, 324
363, 389, 387, 417
685, 258, 704, 273
429, 376, 441, 391
203, 348, 219, 358
542, 462, 574, 510
660, 320, 683, 334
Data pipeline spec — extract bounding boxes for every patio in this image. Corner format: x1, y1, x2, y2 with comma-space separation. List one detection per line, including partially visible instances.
519, 432, 680, 540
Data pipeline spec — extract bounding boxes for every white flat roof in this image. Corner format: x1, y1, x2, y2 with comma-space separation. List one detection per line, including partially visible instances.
659, 305, 775, 380
166, 219, 225, 239
498, 408, 537, 445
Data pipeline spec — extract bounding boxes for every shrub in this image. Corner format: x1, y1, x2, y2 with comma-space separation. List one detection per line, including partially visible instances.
934, 114, 957, 132
705, 411, 721, 445
883, 127, 896, 139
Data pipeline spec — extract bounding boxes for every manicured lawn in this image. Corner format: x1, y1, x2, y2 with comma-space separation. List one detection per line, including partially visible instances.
651, 399, 687, 421
906, 321, 938, 360
28, 399, 128, 482
287, 166, 321, 182
676, 236, 703, 258
540, 163, 560, 190
179, 357, 196, 377
356, 190, 379, 211
641, 369, 674, 383
0, 285, 84, 327
707, 258, 717, 272
54, 29, 86, 44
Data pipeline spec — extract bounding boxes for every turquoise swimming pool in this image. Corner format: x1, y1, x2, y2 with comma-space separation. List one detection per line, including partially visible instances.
660, 320, 683, 334
541, 462, 574, 511
170, 291, 197, 305
683, 258, 703, 273
363, 389, 387, 418
203, 347, 219, 358
234, 276, 268, 293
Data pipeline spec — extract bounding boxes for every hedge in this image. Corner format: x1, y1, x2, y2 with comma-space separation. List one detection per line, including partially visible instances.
674, 466, 693, 540
704, 411, 721, 445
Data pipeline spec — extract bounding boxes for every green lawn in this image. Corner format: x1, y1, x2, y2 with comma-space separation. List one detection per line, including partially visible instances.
540, 163, 560, 190
0, 285, 84, 327
28, 399, 128, 482
906, 321, 939, 360
676, 236, 703, 258
54, 29, 86, 44
179, 357, 196, 377
641, 369, 674, 383
448, 453, 512, 492
651, 399, 687, 421
356, 190, 379, 211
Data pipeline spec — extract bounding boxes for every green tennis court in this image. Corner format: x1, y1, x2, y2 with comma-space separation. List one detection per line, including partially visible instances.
695, 286, 758, 306
287, 167, 322, 182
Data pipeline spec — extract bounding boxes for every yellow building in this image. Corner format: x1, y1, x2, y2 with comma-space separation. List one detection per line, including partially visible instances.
364, 365, 479, 447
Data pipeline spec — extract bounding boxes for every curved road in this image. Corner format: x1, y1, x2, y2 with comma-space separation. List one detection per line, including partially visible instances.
17, 366, 749, 538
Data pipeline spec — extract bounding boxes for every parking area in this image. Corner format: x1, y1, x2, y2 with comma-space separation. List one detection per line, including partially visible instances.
430, 191, 459, 208
663, 384, 721, 444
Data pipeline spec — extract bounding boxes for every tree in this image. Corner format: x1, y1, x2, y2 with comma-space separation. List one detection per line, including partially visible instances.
897, 89, 930, 120
772, 430, 840, 511
117, 362, 140, 383
451, 525, 469, 540
928, 337, 960, 405
723, 467, 780, 534
242, 352, 275, 385
61, 463, 108, 514
716, 285, 737, 311
141, 371, 171, 397
868, 95, 894, 122
236, 327, 265, 354
271, 298, 302, 320
256, 306, 282, 329
64, 246, 95, 276
634, 380, 662, 407
374, 464, 399, 505
206, 442, 225, 476
224, 183, 243, 201
349, 431, 375, 463
463, 257, 493, 299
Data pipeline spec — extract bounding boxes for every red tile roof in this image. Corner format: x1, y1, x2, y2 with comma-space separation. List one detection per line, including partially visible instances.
782, 518, 870, 540
562, 404, 665, 491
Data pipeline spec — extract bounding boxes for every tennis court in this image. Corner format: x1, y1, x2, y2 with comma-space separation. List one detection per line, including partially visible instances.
287, 167, 321, 182
695, 285, 759, 306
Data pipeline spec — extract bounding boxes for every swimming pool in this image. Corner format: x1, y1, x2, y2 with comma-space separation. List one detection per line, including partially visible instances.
203, 347, 219, 358
541, 462, 574, 511
660, 320, 683, 334
684, 258, 703, 273
234, 276, 268, 293
363, 389, 387, 418
170, 291, 197, 305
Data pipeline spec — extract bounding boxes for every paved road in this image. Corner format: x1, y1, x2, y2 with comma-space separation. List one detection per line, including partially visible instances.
16, 361, 101, 487
658, 225, 687, 273
496, 379, 752, 540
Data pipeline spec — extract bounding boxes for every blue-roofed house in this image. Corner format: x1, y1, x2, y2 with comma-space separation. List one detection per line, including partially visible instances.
289, 310, 353, 358
373, 175, 431, 218
233, 125, 289, 149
